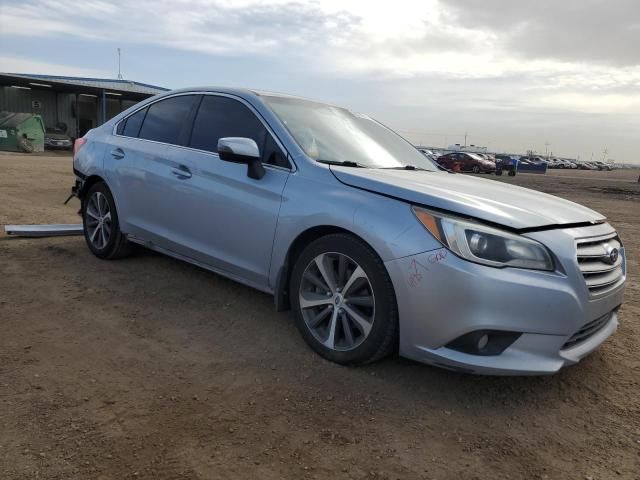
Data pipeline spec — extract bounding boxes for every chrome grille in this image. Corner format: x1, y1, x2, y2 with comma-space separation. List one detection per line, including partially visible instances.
562, 312, 612, 350
576, 232, 624, 296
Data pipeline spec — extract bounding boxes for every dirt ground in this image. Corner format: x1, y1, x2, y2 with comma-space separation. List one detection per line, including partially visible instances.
1, 153, 638, 480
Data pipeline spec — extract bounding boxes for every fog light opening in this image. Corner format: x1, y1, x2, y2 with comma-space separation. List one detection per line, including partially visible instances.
446, 330, 522, 356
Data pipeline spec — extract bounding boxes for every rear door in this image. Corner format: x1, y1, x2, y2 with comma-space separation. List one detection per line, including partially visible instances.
165, 94, 291, 288
105, 94, 199, 244
460, 153, 473, 170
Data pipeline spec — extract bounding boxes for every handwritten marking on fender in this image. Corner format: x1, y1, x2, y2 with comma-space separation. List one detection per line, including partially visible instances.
428, 248, 448, 264
408, 259, 429, 288
408, 249, 448, 288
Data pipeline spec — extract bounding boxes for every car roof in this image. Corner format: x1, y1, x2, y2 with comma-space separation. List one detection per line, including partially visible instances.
154, 86, 341, 108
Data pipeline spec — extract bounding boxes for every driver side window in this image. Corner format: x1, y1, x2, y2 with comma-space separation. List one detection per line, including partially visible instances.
189, 96, 289, 168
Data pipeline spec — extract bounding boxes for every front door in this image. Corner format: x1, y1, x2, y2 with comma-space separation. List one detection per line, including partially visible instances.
165, 94, 291, 289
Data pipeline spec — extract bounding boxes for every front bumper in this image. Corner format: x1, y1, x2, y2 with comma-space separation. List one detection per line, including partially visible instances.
384, 224, 626, 375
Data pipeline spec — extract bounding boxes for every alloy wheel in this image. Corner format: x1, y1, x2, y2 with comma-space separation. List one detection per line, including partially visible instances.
85, 191, 112, 250
298, 252, 375, 351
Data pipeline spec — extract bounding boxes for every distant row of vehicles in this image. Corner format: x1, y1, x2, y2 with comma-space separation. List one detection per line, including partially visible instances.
418, 148, 615, 174
518, 156, 613, 171
420, 150, 516, 175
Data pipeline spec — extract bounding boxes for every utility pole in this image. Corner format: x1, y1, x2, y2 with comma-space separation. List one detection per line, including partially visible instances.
464, 131, 468, 146
544, 141, 551, 159
601, 147, 608, 162
117, 48, 123, 80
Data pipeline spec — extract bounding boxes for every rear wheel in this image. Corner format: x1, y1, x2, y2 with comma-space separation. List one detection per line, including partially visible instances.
472, 165, 480, 174
82, 182, 132, 259
290, 234, 398, 365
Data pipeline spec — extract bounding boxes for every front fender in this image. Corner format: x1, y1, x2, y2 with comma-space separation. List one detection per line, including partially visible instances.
269, 168, 441, 290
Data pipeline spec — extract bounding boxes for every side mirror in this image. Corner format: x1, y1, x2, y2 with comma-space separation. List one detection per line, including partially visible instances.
217, 137, 265, 180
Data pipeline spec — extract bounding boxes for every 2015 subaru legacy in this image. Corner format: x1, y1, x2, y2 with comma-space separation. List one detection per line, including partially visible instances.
71, 88, 626, 375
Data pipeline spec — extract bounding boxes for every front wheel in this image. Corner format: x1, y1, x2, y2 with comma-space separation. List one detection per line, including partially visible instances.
290, 234, 398, 365
472, 165, 480, 174
82, 182, 132, 259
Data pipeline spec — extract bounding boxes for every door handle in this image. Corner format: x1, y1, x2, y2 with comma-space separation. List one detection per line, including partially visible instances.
171, 164, 192, 179
111, 148, 125, 160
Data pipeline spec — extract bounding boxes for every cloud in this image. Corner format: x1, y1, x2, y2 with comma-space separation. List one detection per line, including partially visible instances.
3, 0, 638, 82
0, 0, 360, 56
0, 55, 110, 78
1, 0, 639, 161
440, 0, 640, 67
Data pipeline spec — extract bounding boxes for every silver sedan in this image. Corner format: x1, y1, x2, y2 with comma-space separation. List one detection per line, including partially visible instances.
71, 87, 626, 375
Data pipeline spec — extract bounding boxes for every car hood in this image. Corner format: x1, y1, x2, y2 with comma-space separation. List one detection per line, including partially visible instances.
330, 167, 605, 229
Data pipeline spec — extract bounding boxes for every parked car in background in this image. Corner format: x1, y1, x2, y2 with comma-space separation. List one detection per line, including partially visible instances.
494, 154, 517, 176
594, 161, 613, 171
437, 152, 496, 173
565, 159, 578, 169
548, 158, 574, 169
418, 148, 434, 156
417, 148, 440, 165
519, 156, 547, 165
44, 127, 73, 150
578, 162, 599, 170
478, 153, 496, 163
70, 87, 626, 375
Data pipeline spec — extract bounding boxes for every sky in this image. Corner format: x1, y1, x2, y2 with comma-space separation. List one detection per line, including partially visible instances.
1, 0, 639, 163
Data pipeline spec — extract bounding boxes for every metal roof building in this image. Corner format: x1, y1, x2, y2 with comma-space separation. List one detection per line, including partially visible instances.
0, 73, 169, 139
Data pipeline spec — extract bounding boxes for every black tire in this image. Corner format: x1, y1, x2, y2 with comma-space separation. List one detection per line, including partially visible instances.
82, 182, 132, 259
508, 170, 516, 176
290, 234, 398, 365
495, 169, 503, 176
472, 165, 480, 174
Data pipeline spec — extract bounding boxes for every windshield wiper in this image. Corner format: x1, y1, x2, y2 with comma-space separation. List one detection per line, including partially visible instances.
380, 165, 429, 171
317, 159, 368, 168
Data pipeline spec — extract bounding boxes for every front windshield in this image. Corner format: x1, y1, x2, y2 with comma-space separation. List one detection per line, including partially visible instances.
262, 95, 438, 170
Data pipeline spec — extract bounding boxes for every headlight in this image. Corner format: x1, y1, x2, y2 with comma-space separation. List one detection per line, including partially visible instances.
412, 206, 554, 271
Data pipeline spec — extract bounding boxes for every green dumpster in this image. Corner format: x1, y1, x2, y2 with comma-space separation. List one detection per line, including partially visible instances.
0, 111, 46, 153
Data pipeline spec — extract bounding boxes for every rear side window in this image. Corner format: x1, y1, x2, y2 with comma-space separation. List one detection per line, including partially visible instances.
189, 96, 288, 167
120, 107, 147, 137
138, 95, 197, 145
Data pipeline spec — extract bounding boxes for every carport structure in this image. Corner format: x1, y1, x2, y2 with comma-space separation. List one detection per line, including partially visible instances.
0, 73, 168, 139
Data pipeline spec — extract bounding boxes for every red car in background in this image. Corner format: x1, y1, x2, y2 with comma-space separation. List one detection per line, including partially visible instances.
437, 152, 496, 173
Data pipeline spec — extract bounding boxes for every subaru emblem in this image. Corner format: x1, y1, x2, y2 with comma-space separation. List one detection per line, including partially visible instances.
603, 244, 619, 265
